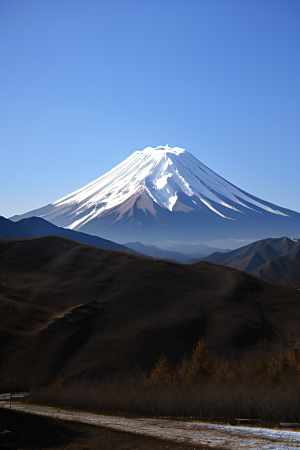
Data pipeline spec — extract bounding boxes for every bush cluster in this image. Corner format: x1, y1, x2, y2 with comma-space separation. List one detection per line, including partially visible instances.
28, 339, 300, 425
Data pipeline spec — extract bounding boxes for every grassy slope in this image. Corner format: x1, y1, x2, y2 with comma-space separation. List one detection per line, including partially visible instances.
0, 235, 300, 388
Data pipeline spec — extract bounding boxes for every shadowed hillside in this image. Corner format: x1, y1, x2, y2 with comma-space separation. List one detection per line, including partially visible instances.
251, 242, 300, 286
203, 237, 300, 286
0, 216, 139, 255
0, 235, 300, 389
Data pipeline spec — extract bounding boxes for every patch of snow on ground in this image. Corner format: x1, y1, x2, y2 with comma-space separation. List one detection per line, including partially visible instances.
1, 398, 300, 449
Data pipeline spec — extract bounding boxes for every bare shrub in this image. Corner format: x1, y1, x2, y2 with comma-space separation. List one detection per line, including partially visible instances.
27, 338, 300, 425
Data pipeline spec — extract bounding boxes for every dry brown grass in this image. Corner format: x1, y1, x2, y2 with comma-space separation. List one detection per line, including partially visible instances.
1, 235, 300, 390
28, 341, 300, 425
28, 376, 300, 425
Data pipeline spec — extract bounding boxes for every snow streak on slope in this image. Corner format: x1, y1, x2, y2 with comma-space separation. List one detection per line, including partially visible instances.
52, 145, 287, 229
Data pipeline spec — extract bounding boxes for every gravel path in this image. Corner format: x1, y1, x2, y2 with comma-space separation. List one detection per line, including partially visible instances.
1, 396, 300, 449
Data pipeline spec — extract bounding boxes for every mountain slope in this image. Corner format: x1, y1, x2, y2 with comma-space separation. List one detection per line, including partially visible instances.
1, 236, 300, 389
10, 145, 300, 244
203, 237, 290, 268
0, 216, 139, 255
203, 237, 300, 286
251, 242, 300, 286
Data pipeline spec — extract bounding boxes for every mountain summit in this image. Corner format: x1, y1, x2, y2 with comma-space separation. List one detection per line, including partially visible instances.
10, 145, 300, 243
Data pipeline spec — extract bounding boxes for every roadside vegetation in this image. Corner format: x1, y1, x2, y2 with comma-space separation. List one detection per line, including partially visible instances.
28, 339, 300, 426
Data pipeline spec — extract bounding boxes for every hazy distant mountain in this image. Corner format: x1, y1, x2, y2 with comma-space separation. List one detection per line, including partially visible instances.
204, 237, 300, 286
124, 240, 232, 262
10, 145, 300, 244
0, 216, 139, 255
152, 240, 231, 255
124, 241, 201, 263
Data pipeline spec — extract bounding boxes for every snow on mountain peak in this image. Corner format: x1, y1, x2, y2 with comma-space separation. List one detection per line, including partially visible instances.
141, 145, 186, 156
48, 145, 288, 231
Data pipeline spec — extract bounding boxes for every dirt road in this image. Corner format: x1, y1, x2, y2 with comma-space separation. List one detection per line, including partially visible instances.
1, 396, 300, 449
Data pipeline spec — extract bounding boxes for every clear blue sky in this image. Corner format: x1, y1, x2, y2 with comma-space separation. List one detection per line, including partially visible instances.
1, 0, 299, 217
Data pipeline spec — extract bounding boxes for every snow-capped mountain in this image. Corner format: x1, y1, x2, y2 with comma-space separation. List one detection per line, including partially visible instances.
10, 145, 300, 243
